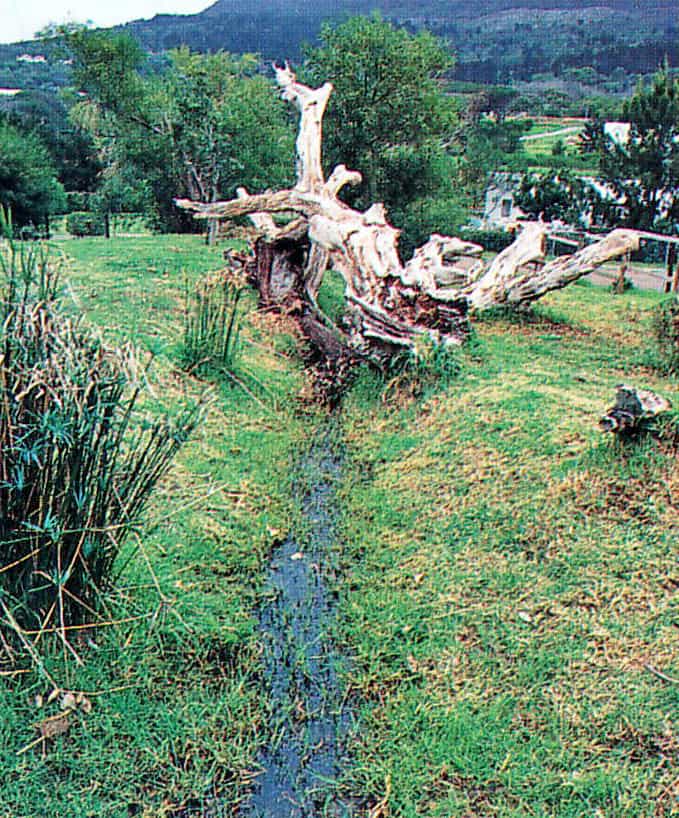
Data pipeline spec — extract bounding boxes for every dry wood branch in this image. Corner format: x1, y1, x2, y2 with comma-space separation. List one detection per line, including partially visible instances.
600, 385, 672, 434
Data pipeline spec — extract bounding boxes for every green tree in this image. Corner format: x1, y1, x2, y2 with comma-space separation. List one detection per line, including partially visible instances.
67, 31, 294, 233
582, 66, 679, 230
301, 14, 458, 240
1, 89, 101, 193
516, 170, 589, 224
167, 47, 293, 206
0, 121, 66, 229
453, 114, 530, 211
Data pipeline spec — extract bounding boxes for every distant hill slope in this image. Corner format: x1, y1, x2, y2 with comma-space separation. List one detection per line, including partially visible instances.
119, 0, 679, 81
0, 0, 677, 90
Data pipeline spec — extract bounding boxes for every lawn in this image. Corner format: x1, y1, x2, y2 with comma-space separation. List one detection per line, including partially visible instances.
338, 284, 678, 816
0, 235, 311, 817
0, 235, 676, 817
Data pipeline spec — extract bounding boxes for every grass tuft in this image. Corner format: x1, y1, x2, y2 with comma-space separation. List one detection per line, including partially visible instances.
0, 217, 205, 664
181, 266, 246, 377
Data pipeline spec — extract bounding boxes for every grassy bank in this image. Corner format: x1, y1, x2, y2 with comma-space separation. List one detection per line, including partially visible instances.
339, 283, 678, 816
1, 234, 676, 817
0, 235, 310, 817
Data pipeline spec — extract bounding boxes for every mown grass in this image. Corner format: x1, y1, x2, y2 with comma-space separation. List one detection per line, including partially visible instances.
338, 282, 678, 817
1, 234, 677, 817
0, 235, 310, 817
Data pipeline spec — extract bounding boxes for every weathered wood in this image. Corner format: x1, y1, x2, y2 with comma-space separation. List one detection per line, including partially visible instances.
600, 385, 672, 433
251, 234, 309, 309
176, 66, 641, 358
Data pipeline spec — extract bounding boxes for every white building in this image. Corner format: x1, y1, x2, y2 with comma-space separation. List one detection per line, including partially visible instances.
480, 173, 526, 228
604, 121, 631, 145
16, 54, 47, 64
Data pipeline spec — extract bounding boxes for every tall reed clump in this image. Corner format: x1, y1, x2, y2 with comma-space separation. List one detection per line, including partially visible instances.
648, 296, 679, 375
0, 209, 204, 650
182, 266, 246, 377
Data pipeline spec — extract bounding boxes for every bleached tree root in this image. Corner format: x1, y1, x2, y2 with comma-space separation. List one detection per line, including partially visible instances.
176, 64, 641, 359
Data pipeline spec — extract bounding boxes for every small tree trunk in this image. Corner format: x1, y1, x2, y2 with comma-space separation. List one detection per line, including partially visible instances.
664, 244, 676, 293
207, 218, 218, 246
614, 253, 629, 294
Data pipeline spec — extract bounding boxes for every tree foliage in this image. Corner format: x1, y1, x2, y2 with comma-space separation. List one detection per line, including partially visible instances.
516, 170, 589, 225
1, 90, 101, 193
66, 31, 294, 231
0, 120, 65, 228
582, 66, 679, 230
301, 14, 459, 245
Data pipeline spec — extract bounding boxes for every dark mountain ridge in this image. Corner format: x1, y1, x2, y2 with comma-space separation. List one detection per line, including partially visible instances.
0, 0, 676, 90
117, 0, 678, 81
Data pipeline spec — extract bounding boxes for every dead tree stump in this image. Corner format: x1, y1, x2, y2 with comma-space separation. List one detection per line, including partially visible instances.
600, 385, 672, 434
176, 64, 642, 363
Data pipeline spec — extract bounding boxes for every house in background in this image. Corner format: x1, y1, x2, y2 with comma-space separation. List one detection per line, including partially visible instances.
603, 121, 631, 145
479, 172, 526, 228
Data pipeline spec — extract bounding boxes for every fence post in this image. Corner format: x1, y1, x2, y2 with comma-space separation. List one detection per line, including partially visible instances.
665, 242, 676, 293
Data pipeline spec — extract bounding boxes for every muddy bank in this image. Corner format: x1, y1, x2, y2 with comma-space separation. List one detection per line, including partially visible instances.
247, 427, 353, 818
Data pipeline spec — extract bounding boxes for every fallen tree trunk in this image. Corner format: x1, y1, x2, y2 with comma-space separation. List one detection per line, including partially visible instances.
176, 63, 640, 359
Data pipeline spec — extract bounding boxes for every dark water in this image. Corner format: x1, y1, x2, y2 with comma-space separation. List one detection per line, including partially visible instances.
247, 429, 353, 818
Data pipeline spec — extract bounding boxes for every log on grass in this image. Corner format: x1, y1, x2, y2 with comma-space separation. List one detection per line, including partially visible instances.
600, 385, 672, 433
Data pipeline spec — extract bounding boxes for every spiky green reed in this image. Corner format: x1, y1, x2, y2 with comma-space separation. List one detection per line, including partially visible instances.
0, 207, 62, 305
647, 295, 679, 375
182, 266, 246, 376
0, 208, 204, 653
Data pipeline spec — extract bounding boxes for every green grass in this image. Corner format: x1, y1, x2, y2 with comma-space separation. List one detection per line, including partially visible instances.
1, 236, 677, 817
338, 282, 678, 817
522, 118, 586, 138
516, 117, 595, 173
0, 235, 311, 817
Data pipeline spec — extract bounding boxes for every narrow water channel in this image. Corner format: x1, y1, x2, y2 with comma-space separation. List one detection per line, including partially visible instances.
247, 427, 353, 818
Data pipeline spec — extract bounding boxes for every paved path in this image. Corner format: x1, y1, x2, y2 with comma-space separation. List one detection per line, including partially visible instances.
520, 126, 582, 142
585, 262, 671, 292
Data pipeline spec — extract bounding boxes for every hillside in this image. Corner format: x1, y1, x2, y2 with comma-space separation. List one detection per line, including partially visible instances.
119, 0, 679, 82
0, 0, 677, 92
119, 0, 678, 81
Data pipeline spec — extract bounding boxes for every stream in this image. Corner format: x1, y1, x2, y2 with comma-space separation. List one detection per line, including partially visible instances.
247, 427, 354, 818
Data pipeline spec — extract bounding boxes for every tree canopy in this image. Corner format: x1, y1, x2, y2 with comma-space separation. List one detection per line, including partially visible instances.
301, 15, 461, 253
582, 66, 679, 230
0, 120, 65, 229
66, 31, 294, 231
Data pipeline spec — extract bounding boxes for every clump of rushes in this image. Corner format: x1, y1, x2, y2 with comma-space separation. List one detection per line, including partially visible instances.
182, 266, 246, 377
0, 207, 62, 305
648, 295, 679, 375
0, 209, 204, 654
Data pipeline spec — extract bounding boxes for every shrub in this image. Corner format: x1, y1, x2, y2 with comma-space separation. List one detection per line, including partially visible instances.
66, 210, 105, 237
65, 191, 94, 212
459, 227, 515, 253
647, 296, 679, 374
